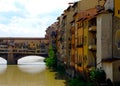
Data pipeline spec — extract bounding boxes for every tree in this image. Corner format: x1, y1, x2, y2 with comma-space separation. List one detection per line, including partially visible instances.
48, 45, 55, 58
45, 45, 57, 68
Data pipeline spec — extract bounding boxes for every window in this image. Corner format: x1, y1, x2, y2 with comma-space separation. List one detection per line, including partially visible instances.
118, 10, 120, 14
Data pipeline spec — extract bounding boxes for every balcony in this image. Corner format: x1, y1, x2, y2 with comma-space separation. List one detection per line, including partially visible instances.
88, 26, 96, 32
88, 45, 96, 51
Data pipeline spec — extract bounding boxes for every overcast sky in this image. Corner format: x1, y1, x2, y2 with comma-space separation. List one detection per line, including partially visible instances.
0, 0, 78, 38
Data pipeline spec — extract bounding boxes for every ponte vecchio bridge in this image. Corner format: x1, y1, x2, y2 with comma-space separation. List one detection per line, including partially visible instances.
0, 37, 48, 64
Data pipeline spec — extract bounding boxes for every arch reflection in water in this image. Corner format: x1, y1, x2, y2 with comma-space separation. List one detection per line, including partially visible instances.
18, 64, 46, 74
0, 65, 7, 74
17, 55, 46, 74
0, 57, 7, 74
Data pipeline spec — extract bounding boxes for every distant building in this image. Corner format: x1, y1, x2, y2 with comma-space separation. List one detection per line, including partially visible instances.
0, 37, 48, 54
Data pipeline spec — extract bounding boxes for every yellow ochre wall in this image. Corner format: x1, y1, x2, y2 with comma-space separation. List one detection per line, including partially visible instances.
83, 20, 88, 67
115, 0, 120, 18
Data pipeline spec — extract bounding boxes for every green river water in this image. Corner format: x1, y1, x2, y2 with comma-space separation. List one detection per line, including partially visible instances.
0, 64, 66, 86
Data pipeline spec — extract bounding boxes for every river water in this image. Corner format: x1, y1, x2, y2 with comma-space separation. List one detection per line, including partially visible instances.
0, 56, 66, 86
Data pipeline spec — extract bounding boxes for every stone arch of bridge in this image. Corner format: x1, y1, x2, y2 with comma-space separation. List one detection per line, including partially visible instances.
0, 53, 48, 64
14, 54, 47, 64
0, 57, 7, 64
17, 55, 45, 64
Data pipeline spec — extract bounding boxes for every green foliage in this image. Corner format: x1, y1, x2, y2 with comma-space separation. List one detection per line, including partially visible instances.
56, 65, 65, 75
45, 45, 57, 68
45, 57, 56, 68
68, 76, 95, 86
89, 68, 106, 82
48, 45, 55, 58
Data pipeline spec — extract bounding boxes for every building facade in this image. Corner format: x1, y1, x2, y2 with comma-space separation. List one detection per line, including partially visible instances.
45, 0, 120, 85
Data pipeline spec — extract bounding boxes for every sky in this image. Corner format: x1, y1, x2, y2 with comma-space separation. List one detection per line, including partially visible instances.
0, 0, 78, 38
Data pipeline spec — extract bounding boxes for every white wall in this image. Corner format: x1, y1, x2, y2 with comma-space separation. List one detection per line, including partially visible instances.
97, 13, 112, 68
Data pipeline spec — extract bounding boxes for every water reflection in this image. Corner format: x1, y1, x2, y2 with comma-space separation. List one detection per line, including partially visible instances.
0, 65, 66, 86
17, 56, 46, 74
0, 57, 7, 74
0, 65, 7, 74
18, 63, 46, 74
0, 56, 66, 86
